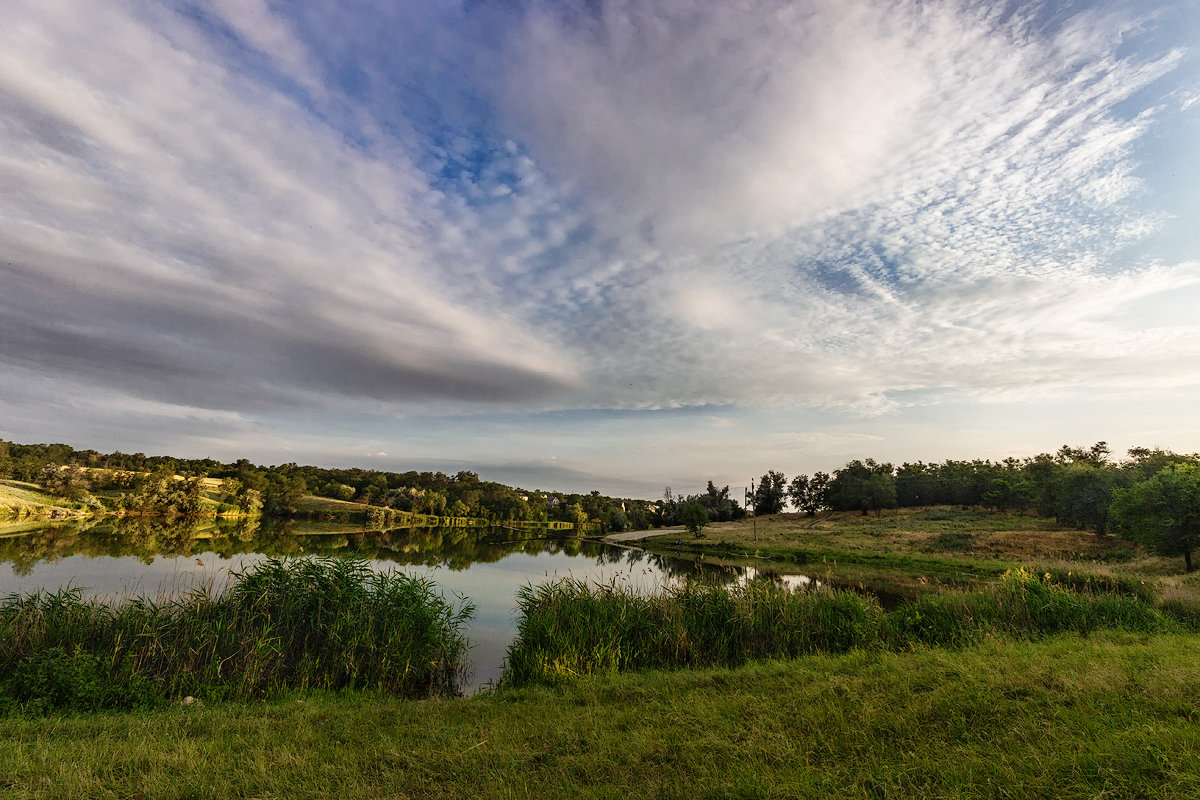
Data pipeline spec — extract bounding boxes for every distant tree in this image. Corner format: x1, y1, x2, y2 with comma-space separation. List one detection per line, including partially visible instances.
1053, 462, 1117, 535
696, 481, 742, 522
566, 503, 589, 527
37, 464, 90, 501
608, 507, 629, 533
660, 486, 682, 526
682, 501, 709, 535
1057, 441, 1112, 467
1122, 447, 1199, 483
424, 490, 447, 516
262, 473, 307, 516
627, 504, 649, 531
895, 462, 938, 507
324, 482, 355, 501
238, 488, 263, 516
788, 474, 810, 514
218, 477, 242, 505
828, 460, 897, 515
752, 471, 787, 516
1110, 464, 1200, 572
788, 472, 830, 516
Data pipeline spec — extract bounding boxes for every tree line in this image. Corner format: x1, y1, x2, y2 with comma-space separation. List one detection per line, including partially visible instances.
5, 438, 1199, 568
740, 442, 1200, 570
0, 440, 643, 528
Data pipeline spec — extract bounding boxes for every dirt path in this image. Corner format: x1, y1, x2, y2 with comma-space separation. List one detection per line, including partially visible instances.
602, 528, 680, 543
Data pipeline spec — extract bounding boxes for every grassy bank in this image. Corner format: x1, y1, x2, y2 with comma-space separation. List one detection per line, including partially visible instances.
2, 632, 1198, 799
503, 570, 1191, 685
0, 558, 474, 712
0, 480, 87, 521
642, 507, 1200, 603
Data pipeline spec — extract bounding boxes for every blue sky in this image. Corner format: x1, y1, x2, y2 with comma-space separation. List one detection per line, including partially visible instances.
2, 0, 1198, 498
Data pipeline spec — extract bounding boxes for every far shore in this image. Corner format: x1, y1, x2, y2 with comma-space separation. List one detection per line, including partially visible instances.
602, 527, 679, 543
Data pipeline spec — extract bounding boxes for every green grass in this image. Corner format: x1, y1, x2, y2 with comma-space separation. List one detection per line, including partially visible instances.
0, 558, 474, 712
0, 480, 83, 520
503, 578, 882, 685
502, 570, 1190, 686
2, 632, 1199, 799
642, 507, 1195, 605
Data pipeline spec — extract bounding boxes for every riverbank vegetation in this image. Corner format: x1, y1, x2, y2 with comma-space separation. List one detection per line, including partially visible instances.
502, 569, 1192, 686
2, 632, 1199, 799
0, 558, 473, 713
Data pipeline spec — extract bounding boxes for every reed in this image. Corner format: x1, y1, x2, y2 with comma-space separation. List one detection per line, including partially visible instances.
0, 558, 473, 712
502, 569, 1186, 687
501, 577, 882, 686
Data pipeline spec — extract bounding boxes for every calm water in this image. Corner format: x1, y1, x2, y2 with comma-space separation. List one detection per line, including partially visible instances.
0, 517, 782, 690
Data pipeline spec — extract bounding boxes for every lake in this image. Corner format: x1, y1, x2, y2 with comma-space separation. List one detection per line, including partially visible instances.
0, 517, 790, 691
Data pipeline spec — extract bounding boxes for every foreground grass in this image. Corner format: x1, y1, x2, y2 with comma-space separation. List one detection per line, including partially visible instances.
2, 631, 1198, 799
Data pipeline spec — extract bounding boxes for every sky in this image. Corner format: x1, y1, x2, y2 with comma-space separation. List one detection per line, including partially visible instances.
2, 0, 1199, 499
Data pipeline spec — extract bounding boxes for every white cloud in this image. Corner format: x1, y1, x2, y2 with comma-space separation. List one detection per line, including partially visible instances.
2, 0, 1198, 487
0, 0, 577, 415
487, 0, 1197, 411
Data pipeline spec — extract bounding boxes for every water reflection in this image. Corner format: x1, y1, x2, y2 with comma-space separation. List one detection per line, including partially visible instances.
3, 518, 825, 690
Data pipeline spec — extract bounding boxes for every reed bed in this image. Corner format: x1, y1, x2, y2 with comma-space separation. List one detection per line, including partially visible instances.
502, 568, 1188, 686
0, 558, 474, 712
501, 578, 882, 686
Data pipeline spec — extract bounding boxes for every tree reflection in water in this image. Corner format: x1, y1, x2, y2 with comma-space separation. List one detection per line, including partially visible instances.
0, 519, 746, 586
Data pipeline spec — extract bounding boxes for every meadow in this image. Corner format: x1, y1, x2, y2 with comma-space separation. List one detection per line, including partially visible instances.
640, 507, 1200, 606
2, 632, 1198, 798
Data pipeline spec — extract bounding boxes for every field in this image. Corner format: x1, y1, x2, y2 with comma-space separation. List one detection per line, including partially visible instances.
0, 480, 83, 521
639, 508, 1200, 607
2, 632, 1198, 799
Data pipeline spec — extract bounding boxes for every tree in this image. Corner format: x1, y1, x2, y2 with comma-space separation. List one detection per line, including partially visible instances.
752, 471, 787, 516
37, 464, 90, 501
700, 481, 742, 521
682, 501, 709, 534
1111, 464, 1200, 572
566, 503, 589, 527
788, 474, 810, 513
788, 472, 830, 516
828, 459, 897, 515
1053, 462, 1117, 535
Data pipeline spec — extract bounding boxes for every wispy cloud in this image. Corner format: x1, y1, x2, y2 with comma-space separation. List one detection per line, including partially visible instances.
1, 0, 577, 417
1, 0, 1198, 489
490, 0, 1197, 410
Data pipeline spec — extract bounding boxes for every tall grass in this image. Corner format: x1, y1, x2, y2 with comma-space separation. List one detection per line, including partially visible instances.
503, 568, 1189, 686
0, 558, 474, 712
501, 578, 882, 686
882, 567, 1172, 649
